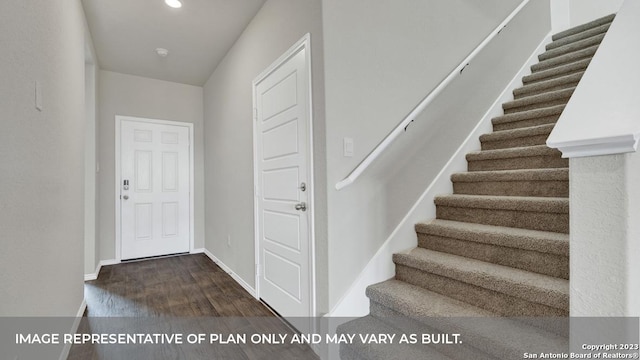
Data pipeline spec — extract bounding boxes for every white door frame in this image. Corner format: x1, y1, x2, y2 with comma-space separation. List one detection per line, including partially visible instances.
114, 115, 195, 262
252, 33, 316, 316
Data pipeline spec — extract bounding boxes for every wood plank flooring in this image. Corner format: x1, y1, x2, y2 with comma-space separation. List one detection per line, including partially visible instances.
68, 253, 318, 359
83, 253, 273, 317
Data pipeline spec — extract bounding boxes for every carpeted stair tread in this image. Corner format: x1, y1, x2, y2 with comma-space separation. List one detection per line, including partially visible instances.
466, 146, 567, 171
523, 58, 590, 85
502, 87, 575, 114
480, 123, 555, 144
393, 248, 569, 310
367, 281, 568, 360
339, 345, 366, 360
466, 145, 562, 162
450, 168, 568, 198
451, 168, 569, 197
531, 45, 598, 72
491, 105, 564, 126
337, 315, 453, 360
538, 32, 606, 62
451, 168, 567, 182
514, 72, 583, 98
434, 194, 568, 213
435, 194, 569, 233
415, 219, 568, 256
367, 280, 492, 317
547, 22, 612, 50
551, 13, 615, 41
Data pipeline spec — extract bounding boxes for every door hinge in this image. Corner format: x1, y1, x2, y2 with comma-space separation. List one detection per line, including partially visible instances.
255, 263, 260, 277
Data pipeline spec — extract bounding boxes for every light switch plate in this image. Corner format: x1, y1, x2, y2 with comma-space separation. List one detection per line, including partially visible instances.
343, 137, 354, 157
35, 81, 43, 111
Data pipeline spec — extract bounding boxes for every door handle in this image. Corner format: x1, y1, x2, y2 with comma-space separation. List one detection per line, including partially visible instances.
122, 195, 129, 200
294, 202, 306, 211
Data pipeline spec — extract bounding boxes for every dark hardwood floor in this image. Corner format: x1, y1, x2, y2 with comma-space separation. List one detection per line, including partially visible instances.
83, 253, 274, 317
68, 253, 318, 360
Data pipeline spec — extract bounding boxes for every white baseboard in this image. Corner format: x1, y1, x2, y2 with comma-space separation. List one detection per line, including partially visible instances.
84, 259, 120, 281
191, 248, 205, 254
58, 299, 87, 360
202, 249, 257, 298
327, 32, 554, 317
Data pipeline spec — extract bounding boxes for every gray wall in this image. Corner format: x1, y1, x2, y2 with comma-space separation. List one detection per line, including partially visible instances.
84, 13, 100, 275
202, 0, 327, 313
322, 0, 530, 308
97, 70, 205, 261
0, 0, 85, 316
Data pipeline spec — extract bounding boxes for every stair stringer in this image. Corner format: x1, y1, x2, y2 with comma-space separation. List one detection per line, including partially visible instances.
327, 33, 554, 319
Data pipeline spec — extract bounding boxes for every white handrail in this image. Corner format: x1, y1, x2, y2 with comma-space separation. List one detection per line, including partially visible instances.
335, 0, 531, 191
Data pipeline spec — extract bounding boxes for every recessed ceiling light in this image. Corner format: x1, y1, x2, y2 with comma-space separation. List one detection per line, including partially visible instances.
156, 48, 169, 57
165, 0, 182, 9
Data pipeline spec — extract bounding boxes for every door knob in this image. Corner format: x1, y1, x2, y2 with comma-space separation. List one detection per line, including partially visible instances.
295, 202, 307, 211
122, 195, 129, 200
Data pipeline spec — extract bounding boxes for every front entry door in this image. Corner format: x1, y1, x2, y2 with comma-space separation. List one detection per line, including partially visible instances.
120, 119, 191, 260
254, 36, 313, 320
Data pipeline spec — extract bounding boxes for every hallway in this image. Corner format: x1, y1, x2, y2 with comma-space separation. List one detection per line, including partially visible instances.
71, 254, 318, 359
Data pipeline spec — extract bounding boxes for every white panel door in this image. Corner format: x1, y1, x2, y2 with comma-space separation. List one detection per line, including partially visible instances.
255, 43, 312, 319
120, 120, 190, 260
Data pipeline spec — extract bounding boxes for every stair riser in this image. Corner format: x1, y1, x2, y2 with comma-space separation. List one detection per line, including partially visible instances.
453, 179, 568, 197
368, 304, 498, 360
504, 98, 571, 114
481, 134, 550, 150
435, 205, 569, 233
524, 66, 587, 86
538, 33, 605, 62
395, 266, 568, 316
531, 47, 597, 72
468, 154, 568, 172
417, 233, 569, 279
514, 80, 580, 99
494, 116, 561, 131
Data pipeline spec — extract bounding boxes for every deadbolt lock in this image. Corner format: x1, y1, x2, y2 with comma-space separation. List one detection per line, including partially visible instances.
299, 182, 306, 192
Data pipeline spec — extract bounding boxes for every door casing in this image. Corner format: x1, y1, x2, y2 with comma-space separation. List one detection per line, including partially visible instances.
252, 33, 316, 317
114, 115, 195, 262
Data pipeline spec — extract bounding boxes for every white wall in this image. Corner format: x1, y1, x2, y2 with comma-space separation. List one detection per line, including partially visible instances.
569, 0, 623, 26
202, 0, 327, 313
0, 0, 85, 316
322, 0, 529, 309
97, 70, 205, 261
570, 153, 640, 316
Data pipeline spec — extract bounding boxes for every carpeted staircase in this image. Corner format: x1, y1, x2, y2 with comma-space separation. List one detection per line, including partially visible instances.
338, 14, 615, 360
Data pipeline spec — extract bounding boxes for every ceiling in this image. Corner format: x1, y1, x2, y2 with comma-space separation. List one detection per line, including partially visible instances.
82, 0, 267, 86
